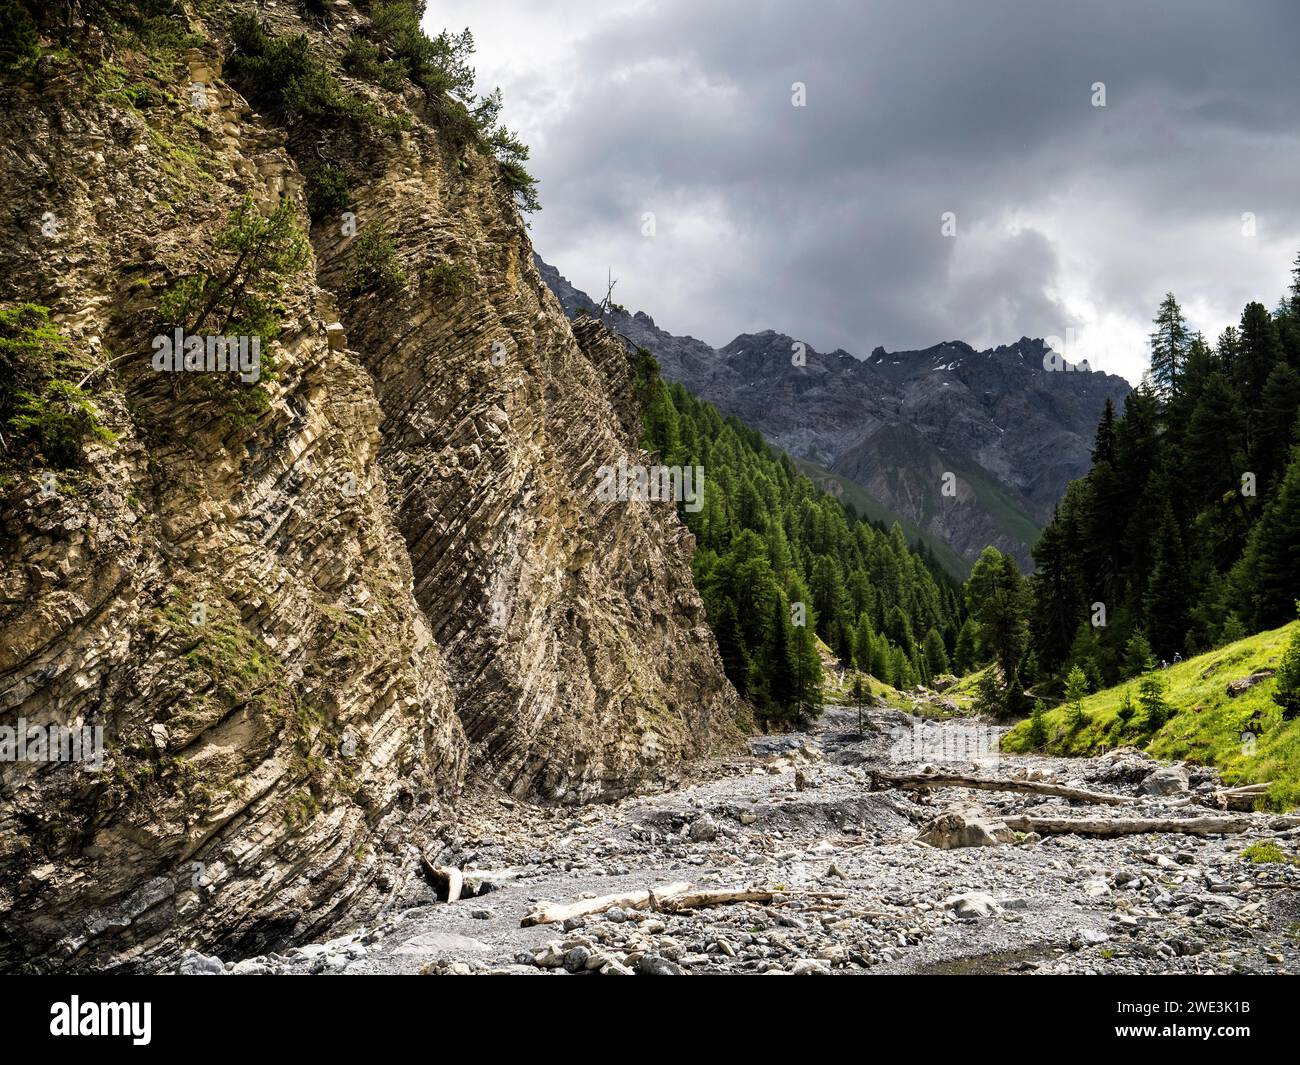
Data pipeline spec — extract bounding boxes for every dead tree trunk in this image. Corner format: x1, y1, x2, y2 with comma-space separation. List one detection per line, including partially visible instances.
871, 769, 1138, 806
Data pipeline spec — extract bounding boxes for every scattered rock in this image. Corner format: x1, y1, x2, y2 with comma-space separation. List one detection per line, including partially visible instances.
943, 892, 1003, 920
1140, 766, 1190, 796
1227, 671, 1274, 697
176, 950, 225, 976
689, 816, 719, 843
637, 954, 683, 976
918, 811, 1014, 849
1071, 928, 1111, 949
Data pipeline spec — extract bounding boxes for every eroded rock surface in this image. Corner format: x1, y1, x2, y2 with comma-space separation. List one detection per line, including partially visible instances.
0, 5, 744, 972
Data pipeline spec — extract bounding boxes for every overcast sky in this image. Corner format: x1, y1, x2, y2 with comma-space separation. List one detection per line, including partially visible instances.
426, 0, 1300, 383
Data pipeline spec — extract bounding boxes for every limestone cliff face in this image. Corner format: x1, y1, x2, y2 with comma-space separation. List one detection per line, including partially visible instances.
0, 3, 745, 973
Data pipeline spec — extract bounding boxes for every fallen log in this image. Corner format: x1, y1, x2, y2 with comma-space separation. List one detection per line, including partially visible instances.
421, 857, 463, 903
1002, 814, 1289, 838
1201, 783, 1272, 812
660, 888, 775, 912
521, 881, 692, 927
661, 887, 850, 912
871, 769, 1138, 806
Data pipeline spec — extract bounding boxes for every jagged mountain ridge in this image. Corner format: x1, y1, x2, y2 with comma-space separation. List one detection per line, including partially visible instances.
537, 256, 1132, 570
0, 4, 745, 973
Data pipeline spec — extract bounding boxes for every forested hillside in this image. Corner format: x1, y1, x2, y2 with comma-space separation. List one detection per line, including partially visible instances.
1026, 258, 1300, 697
634, 348, 966, 725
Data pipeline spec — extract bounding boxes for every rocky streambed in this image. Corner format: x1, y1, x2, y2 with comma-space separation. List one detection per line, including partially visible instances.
174, 705, 1300, 976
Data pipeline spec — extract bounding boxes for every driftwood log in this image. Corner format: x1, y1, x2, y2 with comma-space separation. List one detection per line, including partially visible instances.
521, 882, 692, 926
523, 885, 852, 925
1200, 783, 1273, 812
659, 888, 776, 912
873, 769, 1278, 814
871, 769, 1138, 806
1001, 814, 1289, 837
420, 857, 464, 903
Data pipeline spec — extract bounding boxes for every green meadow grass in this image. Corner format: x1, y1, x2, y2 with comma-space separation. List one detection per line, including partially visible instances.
1002, 622, 1300, 810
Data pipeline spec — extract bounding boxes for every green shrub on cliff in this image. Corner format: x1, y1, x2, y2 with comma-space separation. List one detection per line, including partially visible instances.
224, 13, 407, 134
0, 304, 115, 469
305, 164, 357, 222
344, 223, 407, 296
159, 195, 308, 344
0, 1, 39, 76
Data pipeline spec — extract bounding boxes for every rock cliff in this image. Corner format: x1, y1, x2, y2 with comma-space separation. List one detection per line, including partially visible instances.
0, 1, 745, 973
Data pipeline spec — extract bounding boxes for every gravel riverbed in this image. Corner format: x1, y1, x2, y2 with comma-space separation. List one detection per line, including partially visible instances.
175, 705, 1300, 976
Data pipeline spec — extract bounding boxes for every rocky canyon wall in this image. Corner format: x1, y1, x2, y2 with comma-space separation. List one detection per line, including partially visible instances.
0, 1, 746, 972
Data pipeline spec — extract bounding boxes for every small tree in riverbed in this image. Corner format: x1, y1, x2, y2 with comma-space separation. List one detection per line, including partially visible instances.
972, 667, 1005, 718
852, 674, 866, 732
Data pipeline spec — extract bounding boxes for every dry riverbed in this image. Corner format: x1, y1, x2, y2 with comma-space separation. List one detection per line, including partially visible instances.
174, 705, 1300, 976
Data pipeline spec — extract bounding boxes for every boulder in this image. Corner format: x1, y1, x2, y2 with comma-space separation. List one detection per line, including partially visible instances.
1139, 765, 1190, 796
1226, 670, 1275, 697
175, 950, 225, 976
688, 816, 718, 843
917, 811, 1014, 849
943, 892, 1003, 920
1070, 928, 1111, 949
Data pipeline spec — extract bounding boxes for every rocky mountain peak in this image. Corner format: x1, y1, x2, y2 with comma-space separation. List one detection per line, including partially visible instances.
536, 254, 1130, 572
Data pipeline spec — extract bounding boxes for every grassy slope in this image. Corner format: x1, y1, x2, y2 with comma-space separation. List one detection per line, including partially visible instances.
1003, 621, 1300, 810
943, 665, 990, 711
865, 423, 1043, 555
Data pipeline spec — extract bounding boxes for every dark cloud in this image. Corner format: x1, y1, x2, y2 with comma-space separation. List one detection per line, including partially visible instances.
433, 0, 1300, 381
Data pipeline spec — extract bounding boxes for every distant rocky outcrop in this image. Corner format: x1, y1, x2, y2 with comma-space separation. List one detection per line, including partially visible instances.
537, 258, 1131, 571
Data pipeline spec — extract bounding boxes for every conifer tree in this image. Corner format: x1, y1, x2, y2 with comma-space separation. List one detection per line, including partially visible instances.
1138, 673, 1171, 731
1273, 608, 1300, 719
953, 617, 979, 674
922, 627, 949, 678
965, 547, 1030, 692
1236, 435, 1300, 628
1149, 293, 1189, 400
1064, 664, 1088, 730
1122, 632, 1156, 679
1145, 503, 1189, 659
1027, 700, 1049, 749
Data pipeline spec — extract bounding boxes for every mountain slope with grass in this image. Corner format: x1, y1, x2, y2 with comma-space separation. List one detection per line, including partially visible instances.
1003, 621, 1300, 809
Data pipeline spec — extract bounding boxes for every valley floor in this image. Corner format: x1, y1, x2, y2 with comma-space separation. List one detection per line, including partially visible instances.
176, 706, 1300, 976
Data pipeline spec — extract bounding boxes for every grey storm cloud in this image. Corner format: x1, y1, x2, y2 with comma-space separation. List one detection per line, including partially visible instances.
433, 0, 1300, 381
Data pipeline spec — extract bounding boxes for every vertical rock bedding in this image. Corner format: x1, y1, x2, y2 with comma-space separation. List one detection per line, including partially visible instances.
0, 1, 746, 973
